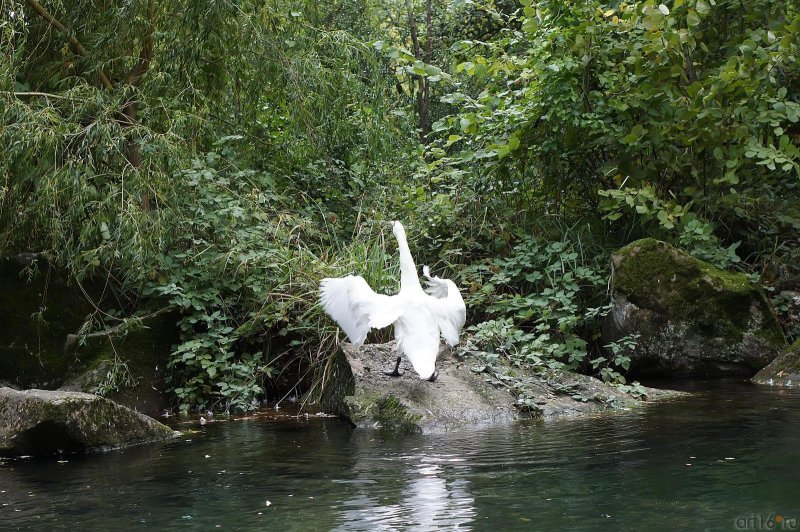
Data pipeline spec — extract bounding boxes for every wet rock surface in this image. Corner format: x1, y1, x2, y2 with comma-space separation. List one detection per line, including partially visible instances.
752, 340, 800, 387
0, 388, 178, 456
320, 342, 681, 434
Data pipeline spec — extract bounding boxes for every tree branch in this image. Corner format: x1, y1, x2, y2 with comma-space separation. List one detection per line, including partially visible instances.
404, 0, 421, 58
125, 0, 155, 86
24, 0, 113, 90
8, 91, 72, 99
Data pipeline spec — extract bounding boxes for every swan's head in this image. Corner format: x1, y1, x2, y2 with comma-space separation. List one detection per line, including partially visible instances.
391, 220, 406, 239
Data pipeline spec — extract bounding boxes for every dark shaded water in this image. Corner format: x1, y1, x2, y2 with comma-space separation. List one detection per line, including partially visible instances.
2, 380, 799, 531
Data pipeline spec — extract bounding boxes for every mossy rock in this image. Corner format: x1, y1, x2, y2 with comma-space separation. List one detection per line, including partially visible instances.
59, 309, 180, 415
603, 239, 785, 377
752, 340, 800, 387
0, 387, 178, 456
0, 256, 95, 388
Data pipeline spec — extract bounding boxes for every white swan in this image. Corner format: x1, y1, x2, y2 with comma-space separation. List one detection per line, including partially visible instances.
319, 221, 466, 380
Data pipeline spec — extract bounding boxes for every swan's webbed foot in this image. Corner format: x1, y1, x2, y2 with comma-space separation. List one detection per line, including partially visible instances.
384, 357, 403, 377
427, 370, 438, 382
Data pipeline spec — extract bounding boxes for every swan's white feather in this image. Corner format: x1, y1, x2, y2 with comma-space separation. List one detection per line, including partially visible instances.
319, 276, 404, 347
394, 306, 441, 379
423, 266, 466, 346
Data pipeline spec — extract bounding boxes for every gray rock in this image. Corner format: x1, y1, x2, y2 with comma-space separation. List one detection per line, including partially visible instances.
319, 342, 681, 434
0, 387, 178, 456
603, 239, 785, 377
752, 340, 800, 387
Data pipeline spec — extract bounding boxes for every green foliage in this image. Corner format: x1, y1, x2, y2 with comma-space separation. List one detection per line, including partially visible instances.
3, 0, 799, 411
432, 0, 800, 257
771, 292, 800, 343
1, 0, 412, 411
595, 333, 638, 385
93, 359, 139, 398
678, 220, 741, 269
460, 232, 620, 381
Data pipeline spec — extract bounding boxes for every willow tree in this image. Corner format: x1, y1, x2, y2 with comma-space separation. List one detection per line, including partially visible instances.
1, 0, 416, 411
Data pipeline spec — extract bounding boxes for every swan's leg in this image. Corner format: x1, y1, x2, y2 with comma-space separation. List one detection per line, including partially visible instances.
384, 356, 403, 377
427, 370, 438, 382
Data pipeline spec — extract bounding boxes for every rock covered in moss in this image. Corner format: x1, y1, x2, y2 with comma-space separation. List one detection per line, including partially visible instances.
319, 342, 680, 434
59, 309, 179, 415
603, 239, 785, 377
752, 341, 800, 387
0, 388, 178, 456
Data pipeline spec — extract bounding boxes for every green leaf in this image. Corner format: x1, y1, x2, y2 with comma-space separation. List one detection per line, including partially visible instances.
522, 18, 539, 33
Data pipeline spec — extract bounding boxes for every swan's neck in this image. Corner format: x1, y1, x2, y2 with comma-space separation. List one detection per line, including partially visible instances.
396, 230, 423, 293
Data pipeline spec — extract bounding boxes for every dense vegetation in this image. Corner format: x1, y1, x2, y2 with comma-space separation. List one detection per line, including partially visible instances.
2, 0, 798, 412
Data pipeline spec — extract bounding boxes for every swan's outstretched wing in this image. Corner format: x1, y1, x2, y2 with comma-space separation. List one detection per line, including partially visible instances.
319, 276, 404, 346
423, 266, 467, 346
394, 308, 441, 380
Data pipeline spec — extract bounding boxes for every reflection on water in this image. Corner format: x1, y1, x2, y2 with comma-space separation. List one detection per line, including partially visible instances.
1, 380, 799, 530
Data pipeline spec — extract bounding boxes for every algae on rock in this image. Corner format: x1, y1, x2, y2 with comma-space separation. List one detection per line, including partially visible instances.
603, 239, 785, 377
0, 387, 178, 456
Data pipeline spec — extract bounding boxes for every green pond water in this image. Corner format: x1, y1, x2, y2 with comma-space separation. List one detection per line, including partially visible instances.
2, 380, 799, 531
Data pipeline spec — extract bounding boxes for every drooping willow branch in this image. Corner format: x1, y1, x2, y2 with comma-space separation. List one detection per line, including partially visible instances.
24, 0, 158, 210
23, 0, 113, 90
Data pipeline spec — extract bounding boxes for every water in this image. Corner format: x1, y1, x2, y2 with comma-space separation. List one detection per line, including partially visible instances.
2, 380, 799, 531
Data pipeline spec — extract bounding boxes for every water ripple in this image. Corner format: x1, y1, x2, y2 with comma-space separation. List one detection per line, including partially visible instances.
1, 381, 799, 530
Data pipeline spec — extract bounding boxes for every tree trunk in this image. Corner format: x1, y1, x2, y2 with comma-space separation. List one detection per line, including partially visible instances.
404, 0, 430, 144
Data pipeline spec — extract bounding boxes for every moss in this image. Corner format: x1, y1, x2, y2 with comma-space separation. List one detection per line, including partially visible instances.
613, 239, 782, 348
1, 389, 176, 455
373, 395, 422, 435
314, 346, 356, 415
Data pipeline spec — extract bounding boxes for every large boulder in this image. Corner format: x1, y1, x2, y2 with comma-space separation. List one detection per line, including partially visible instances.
319, 342, 680, 434
0, 255, 178, 414
752, 341, 800, 387
0, 255, 95, 388
0, 388, 178, 456
603, 239, 785, 377
58, 309, 179, 415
